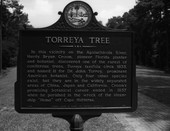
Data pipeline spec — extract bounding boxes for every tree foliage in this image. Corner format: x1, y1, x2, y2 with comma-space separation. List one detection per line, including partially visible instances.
106, 0, 170, 70
1, 0, 30, 69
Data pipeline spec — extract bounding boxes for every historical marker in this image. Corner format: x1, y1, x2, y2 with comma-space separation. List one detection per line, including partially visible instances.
15, 1, 137, 115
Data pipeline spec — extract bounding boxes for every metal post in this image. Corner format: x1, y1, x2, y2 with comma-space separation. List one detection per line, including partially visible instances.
70, 114, 84, 131
52, 114, 84, 131
0, 0, 3, 74
52, 113, 101, 131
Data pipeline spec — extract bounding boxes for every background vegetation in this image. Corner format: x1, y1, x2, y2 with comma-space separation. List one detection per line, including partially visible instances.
1, 0, 30, 69
1, 0, 170, 71
107, 0, 170, 71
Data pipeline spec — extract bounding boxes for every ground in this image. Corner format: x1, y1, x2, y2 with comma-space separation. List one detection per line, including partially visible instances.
0, 66, 170, 131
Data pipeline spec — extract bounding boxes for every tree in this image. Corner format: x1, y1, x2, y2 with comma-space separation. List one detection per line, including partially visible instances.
1, 0, 30, 69
75, 5, 79, 17
106, 0, 170, 70
106, 16, 126, 29
98, 21, 103, 25
3, 0, 29, 40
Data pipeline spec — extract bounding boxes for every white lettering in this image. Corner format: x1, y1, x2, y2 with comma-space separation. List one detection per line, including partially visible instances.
89, 37, 110, 44
45, 36, 84, 44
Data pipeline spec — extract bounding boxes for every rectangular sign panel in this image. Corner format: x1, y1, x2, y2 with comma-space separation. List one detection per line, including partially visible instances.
15, 30, 137, 114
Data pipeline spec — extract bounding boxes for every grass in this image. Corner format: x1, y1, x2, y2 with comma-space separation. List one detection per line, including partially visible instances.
137, 65, 170, 107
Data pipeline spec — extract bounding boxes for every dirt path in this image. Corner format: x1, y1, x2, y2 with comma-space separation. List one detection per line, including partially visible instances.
114, 66, 170, 131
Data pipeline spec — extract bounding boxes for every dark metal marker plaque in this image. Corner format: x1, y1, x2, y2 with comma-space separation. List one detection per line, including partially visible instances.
15, 30, 137, 114
15, 1, 137, 115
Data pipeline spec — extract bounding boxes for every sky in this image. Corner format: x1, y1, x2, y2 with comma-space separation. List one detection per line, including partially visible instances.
19, 0, 136, 28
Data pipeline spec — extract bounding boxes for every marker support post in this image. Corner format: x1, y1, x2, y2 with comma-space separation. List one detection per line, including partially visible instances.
52, 113, 100, 131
